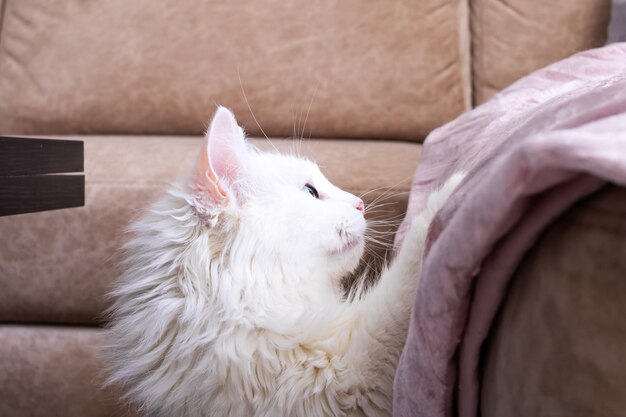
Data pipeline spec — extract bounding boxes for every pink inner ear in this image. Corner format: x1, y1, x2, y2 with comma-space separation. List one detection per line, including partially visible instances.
196, 149, 227, 201
194, 107, 246, 203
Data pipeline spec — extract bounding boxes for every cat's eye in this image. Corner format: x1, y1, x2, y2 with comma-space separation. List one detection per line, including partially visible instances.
304, 183, 319, 199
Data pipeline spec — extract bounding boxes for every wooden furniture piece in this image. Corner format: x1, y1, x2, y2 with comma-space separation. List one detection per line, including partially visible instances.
0, 137, 84, 216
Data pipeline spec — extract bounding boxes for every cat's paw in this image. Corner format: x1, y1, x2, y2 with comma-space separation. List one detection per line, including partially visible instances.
423, 171, 466, 217
401, 171, 466, 256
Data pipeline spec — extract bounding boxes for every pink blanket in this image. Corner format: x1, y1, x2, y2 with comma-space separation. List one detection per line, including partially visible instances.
393, 43, 626, 417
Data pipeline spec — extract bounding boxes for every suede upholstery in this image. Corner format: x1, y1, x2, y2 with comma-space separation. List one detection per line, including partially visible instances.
0, 0, 469, 141
471, 0, 611, 104
0, 325, 138, 417
0, 136, 420, 324
481, 186, 626, 417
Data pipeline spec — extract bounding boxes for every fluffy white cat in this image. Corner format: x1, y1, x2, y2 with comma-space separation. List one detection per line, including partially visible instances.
106, 107, 463, 417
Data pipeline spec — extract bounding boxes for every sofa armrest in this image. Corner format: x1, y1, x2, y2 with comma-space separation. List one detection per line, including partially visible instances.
481, 185, 626, 416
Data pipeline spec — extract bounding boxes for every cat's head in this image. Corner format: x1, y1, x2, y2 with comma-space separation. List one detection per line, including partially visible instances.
188, 107, 366, 289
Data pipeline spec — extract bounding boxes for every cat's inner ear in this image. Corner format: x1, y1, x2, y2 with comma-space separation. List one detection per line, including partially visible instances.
195, 106, 247, 203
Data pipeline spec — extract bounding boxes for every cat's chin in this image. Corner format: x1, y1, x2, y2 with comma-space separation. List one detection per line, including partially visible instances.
328, 235, 365, 257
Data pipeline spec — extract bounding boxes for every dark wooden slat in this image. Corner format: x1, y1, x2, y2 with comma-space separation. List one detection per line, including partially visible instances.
0, 137, 84, 176
0, 175, 85, 216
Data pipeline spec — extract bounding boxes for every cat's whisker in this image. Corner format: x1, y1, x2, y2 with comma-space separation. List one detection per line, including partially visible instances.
367, 220, 400, 228
293, 134, 302, 158
365, 234, 391, 243
358, 174, 413, 201
365, 233, 394, 245
360, 251, 387, 275
365, 235, 397, 245
365, 199, 402, 208
366, 206, 404, 220
364, 230, 394, 248
364, 233, 394, 246
366, 229, 400, 237
291, 84, 320, 160
364, 236, 394, 248
363, 246, 386, 258
237, 66, 278, 153
366, 208, 397, 219
365, 201, 400, 211
367, 214, 404, 223
362, 250, 385, 266
359, 187, 396, 201
372, 230, 400, 238
364, 191, 410, 212
364, 190, 405, 223
366, 220, 401, 229
366, 221, 404, 231
366, 209, 406, 218
364, 203, 401, 215
364, 232, 397, 242
366, 214, 406, 225
290, 110, 306, 159
365, 231, 399, 243
365, 206, 406, 219
363, 195, 409, 215
363, 247, 390, 261
299, 83, 320, 142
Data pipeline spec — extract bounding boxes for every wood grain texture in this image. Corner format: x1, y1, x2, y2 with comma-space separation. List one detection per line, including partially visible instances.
0, 137, 83, 175
0, 175, 84, 216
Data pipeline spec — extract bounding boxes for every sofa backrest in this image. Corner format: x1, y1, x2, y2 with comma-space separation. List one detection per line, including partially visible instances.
0, 0, 610, 141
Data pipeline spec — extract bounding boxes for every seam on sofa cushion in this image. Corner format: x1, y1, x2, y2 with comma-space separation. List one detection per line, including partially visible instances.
458, 0, 472, 110
469, 0, 481, 107
0, 0, 6, 47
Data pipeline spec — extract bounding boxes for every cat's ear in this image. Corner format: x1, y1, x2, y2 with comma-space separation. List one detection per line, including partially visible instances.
194, 106, 247, 204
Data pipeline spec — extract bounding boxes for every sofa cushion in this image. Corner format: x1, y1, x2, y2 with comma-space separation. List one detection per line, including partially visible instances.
471, 0, 611, 104
0, 325, 137, 417
0, 135, 421, 324
0, 0, 469, 141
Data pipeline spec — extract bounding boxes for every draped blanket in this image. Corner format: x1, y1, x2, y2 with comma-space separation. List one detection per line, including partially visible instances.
393, 43, 626, 417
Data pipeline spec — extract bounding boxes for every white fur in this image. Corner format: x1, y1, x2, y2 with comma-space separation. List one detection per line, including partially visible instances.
106, 107, 464, 417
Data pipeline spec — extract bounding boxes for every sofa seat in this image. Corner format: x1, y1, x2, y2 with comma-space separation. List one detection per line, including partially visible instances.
0, 135, 422, 325
0, 325, 136, 417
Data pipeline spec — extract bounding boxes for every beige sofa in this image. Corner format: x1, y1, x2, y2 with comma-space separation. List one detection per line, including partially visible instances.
0, 1, 621, 416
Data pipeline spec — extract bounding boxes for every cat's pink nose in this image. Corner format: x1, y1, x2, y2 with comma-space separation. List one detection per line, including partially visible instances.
354, 198, 365, 213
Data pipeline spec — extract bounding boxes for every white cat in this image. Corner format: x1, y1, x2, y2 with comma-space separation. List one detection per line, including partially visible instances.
106, 107, 463, 417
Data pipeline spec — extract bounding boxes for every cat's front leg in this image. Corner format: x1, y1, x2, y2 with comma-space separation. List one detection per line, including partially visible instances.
362, 171, 465, 323
392, 171, 466, 290
341, 173, 465, 407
